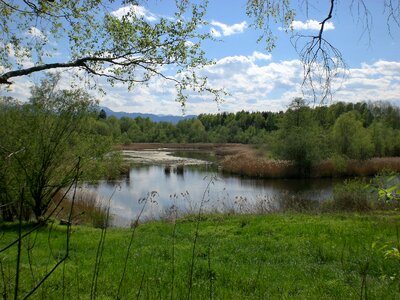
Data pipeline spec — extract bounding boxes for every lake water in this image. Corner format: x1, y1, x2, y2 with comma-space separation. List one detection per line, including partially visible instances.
84, 150, 339, 227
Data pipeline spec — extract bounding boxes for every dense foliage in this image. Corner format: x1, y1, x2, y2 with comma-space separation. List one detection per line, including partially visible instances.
97, 100, 400, 159
0, 75, 121, 222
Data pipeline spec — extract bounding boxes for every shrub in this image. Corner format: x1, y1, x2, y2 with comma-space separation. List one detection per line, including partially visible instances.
332, 179, 372, 211
278, 192, 320, 212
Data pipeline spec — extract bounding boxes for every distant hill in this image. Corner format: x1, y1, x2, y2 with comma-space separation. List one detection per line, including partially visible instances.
98, 106, 196, 124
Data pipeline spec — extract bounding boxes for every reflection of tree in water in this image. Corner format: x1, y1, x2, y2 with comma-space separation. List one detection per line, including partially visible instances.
175, 165, 184, 176
164, 164, 184, 177
87, 165, 339, 221
220, 173, 338, 193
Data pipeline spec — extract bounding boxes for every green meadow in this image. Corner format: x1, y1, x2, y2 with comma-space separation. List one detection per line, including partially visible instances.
1, 212, 400, 299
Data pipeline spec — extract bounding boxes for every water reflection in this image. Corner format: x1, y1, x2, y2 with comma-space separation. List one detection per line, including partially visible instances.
85, 165, 339, 226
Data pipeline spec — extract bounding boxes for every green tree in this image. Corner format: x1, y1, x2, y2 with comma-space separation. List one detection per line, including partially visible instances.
127, 121, 145, 142
369, 121, 388, 157
0, 74, 115, 221
0, 97, 23, 221
98, 109, 107, 120
332, 111, 374, 160
272, 99, 323, 175
106, 116, 122, 141
0, 0, 222, 103
1, 1, 399, 106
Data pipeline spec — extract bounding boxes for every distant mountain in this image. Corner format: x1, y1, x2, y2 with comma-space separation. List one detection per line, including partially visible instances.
98, 106, 196, 124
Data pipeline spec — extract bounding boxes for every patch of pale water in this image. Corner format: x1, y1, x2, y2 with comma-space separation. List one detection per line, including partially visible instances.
122, 150, 210, 166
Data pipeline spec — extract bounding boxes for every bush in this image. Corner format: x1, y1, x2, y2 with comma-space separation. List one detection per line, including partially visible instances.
332, 112, 374, 160
332, 179, 372, 211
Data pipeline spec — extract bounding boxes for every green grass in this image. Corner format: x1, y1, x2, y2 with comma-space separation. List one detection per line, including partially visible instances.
1, 212, 400, 299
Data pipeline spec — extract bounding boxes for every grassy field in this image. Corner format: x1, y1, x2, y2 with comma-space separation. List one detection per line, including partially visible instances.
1, 212, 400, 299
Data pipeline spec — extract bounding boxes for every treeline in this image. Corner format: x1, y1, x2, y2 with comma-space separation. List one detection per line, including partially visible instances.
94, 99, 400, 157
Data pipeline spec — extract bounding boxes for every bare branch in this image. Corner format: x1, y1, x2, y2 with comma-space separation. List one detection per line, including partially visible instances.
384, 0, 400, 35
0, 0, 70, 18
290, 0, 347, 103
319, 0, 334, 40
350, 0, 373, 45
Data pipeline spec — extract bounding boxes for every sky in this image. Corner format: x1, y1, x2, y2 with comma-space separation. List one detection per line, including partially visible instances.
1, 0, 400, 115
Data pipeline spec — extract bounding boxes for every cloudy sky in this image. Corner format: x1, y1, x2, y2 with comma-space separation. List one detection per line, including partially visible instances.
1, 0, 400, 115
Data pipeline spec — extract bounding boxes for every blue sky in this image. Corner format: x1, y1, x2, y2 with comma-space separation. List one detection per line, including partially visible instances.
1, 0, 400, 115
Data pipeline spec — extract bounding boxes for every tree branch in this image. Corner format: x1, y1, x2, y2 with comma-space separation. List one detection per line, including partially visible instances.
0, 55, 151, 85
318, 0, 334, 42
0, 61, 84, 84
290, 0, 347, 102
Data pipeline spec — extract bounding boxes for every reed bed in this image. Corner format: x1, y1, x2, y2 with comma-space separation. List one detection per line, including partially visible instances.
222, 151, 400, 178
50, 190, 110, 228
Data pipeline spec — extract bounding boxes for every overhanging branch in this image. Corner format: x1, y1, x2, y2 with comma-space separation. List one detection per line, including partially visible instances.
0, 61, 85, 84
291, 0, 347, 102
0, 55, 149, 85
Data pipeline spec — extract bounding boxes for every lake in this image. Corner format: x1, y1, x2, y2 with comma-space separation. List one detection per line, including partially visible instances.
83, 150, 340, 226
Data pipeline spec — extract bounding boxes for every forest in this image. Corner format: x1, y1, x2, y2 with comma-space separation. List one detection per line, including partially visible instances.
96, 99, 400, 160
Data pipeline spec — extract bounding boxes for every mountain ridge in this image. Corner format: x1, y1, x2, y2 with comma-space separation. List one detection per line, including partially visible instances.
99, 106, 196, 124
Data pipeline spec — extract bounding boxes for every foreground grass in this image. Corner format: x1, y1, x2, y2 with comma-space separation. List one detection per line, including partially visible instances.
1, 212, 400, 299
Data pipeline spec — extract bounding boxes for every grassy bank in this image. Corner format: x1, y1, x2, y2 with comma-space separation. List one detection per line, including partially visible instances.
1, 212, 400, 299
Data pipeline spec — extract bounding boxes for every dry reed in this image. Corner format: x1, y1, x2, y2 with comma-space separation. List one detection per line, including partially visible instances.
222, 151, 400, 178
51, 189, 110, 228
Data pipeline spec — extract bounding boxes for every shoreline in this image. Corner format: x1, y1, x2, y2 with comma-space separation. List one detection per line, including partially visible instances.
117, 143, 400, 178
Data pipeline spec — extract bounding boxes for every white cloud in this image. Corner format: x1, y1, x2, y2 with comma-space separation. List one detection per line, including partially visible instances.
290, 19, 335, 31
210, 20, 247, 37
185, 41, 195, 47
249, 51, 272, 62
4, 43, 34, 69
2, 54, 399, 116
27, 27, 47, 40
0, 76, 33, 100
66, 57, 400, 114
210, 28, 222, 38
111, 5, 157, 22
332, 60, 400, 103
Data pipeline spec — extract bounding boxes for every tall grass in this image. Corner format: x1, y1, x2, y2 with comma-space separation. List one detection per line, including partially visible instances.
314, 157, 400, 178
222, 151, 400, 178
330, 179, 372, 211
51, 189, 110, 228
221, 152, 298, 178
